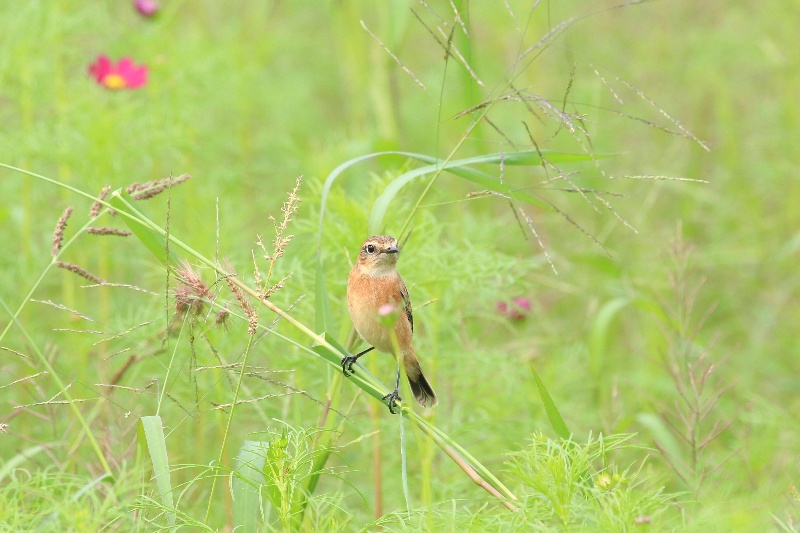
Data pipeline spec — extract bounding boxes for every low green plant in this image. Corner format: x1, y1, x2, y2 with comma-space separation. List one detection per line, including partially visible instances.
0, 466, 136, 532
368, 432, 676, 531
506, 433, 674, 529
230, 427, 352, 532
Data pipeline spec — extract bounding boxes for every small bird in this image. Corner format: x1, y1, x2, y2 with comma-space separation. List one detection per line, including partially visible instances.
343, 235, 438, 413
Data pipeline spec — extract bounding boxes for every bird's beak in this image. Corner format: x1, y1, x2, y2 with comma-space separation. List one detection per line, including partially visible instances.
385, 246, 399, 254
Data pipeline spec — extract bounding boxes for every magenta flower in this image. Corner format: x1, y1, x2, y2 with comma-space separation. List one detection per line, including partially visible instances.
134, 0, 159, 17
88, 55, 148, 90
496, 296, 532, 320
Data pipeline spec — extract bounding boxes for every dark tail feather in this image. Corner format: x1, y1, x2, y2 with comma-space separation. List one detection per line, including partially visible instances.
405, 355, 438, 408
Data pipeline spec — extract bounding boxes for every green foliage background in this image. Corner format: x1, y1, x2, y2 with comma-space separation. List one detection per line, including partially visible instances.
1, 0, 798, 530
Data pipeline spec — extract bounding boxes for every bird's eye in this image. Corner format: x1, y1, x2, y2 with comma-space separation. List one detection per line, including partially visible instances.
366, 244, 376, 254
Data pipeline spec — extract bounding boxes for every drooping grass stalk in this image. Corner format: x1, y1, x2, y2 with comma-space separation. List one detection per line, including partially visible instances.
403, 404, 517, 512
402, 406, 518, 509
4, 163, 519, 511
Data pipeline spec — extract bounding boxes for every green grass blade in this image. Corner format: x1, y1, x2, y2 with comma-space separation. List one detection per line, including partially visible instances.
636, 413, 688, 474
316, 148, 600, 235
138, 415, 176, 527
317, 152, 403, 246
315, 150, 464, 244
299, 441, 329, 509
71, 473, 115, 499
314, 259, 334, 334
109, 191, 181, 268
588, 297, 631, 394
403, 409, 518, 506
293, 428, 337, 529
589, 298, 630, 363
367, 150, 596, 234
317, 332, 350, 359
531, 366, 571, 440
0, 444, 46, 483
233, 440, 267, 533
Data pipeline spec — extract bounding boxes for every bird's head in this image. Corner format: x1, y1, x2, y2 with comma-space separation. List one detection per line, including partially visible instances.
356, 235, 400, 276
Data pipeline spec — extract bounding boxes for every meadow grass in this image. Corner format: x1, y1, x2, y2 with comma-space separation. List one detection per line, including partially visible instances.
2, 0, 799, 531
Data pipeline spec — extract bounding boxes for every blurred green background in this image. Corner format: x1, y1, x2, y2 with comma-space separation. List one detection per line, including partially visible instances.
1, 0, 798, 530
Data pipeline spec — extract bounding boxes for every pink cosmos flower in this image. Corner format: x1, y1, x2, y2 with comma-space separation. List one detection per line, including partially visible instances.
88, 55, 148, 90
496, 296, 532, 320
378, 303, 397, 317
134, 0, 159, 17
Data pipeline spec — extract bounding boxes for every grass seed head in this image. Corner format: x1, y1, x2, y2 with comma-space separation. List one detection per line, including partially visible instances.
52, 207, 74, 257
126, 173, 191, 200
89, 185, 112, 217
56, 262, 105, 284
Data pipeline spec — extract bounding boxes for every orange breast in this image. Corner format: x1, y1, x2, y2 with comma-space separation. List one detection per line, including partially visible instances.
347, 268, 413, 356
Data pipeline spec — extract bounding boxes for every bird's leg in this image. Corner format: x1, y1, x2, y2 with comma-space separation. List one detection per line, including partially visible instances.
382, 367, 402, 414
341, 346, 374, 376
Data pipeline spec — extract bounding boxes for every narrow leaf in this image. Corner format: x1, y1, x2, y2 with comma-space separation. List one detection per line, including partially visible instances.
588, 297, 630, 379
233, 440, 267, 533
637, 412, 688, 469
531, 366, 571, 440
138, 415, 176, 526
368, 150, 597, 233
294, 428, 336, 528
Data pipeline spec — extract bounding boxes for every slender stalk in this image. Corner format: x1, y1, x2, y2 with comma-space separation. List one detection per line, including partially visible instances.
156, 315, 188, 416
371, 401, 383, 521
205, 331, 257, 523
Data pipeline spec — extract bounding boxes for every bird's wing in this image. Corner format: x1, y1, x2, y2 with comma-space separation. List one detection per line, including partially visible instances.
399, 278, 413, 333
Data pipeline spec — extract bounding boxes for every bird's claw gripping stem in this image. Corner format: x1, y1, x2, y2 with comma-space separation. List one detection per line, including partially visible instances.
382, 389, 401, 414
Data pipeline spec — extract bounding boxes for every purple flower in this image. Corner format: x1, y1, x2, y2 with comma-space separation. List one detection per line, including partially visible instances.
496, 296, 532, 320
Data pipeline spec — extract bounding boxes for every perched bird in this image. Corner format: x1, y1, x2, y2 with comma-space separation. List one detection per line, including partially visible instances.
343, 235, 438, 413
